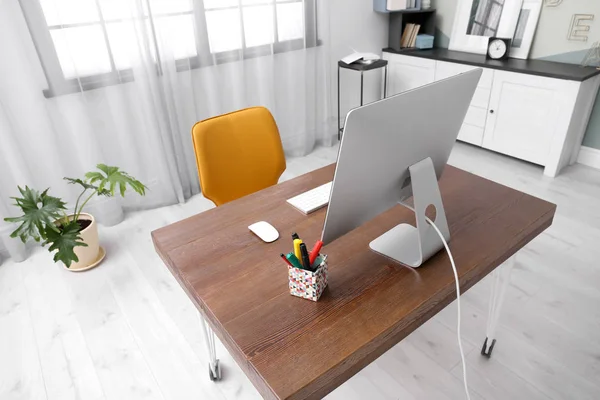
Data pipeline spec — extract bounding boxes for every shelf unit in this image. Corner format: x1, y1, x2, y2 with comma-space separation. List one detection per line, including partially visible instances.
386, 9, 436, 52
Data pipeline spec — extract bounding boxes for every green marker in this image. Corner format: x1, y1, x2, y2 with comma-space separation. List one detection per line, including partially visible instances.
286, 252, 305, 270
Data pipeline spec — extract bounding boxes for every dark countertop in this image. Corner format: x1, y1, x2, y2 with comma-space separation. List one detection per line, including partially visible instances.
383, 47, 600, 82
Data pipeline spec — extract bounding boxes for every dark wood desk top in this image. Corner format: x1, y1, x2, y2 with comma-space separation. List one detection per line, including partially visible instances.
152, 164, 555, 400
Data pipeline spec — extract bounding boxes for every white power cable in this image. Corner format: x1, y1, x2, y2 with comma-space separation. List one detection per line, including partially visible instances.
425, 216, 471, 400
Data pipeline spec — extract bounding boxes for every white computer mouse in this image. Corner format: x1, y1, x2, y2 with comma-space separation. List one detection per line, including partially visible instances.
248, 221, 279, 243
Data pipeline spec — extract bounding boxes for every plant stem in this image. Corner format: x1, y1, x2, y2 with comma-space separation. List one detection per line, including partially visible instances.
75, 191, 97, 223
73, 188, 87, 219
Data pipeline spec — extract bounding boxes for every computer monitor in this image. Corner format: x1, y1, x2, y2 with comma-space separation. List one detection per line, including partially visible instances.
321, 69, 482, 268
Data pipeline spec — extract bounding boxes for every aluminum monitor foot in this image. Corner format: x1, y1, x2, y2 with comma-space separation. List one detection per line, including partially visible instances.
370, 157, 450, 268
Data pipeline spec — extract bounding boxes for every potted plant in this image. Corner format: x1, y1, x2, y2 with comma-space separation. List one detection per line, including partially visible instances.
3, 164, 146, 271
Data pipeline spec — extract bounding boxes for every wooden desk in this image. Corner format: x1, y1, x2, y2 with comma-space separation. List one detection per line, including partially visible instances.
151, 164, 555, 400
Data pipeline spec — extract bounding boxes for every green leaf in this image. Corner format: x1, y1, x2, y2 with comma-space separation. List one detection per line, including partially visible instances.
64, 177, 110, 197
64, 177, 97, 191
42, 221, 87, 268
3, 186, 67, 243
84, 172, 104, 182
85, 164, 147, 197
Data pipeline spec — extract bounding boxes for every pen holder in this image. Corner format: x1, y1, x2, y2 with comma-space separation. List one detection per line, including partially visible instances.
288, 254, 328, 301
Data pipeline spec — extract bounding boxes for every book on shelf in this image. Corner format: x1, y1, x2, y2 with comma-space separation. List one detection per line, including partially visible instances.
410, 24, 421, 47
401, 23, 421, 48
400, 23, 412, 48
405, 24, 413, 48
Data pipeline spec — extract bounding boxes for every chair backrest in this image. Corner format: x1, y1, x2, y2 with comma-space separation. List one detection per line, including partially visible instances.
191, 107, 286, 206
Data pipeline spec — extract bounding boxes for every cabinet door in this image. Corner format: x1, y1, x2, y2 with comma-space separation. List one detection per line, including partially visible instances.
435, 61, 494, 146
435, 61, 494, 88
383, 53, 436, 96
483, 71, 578, 165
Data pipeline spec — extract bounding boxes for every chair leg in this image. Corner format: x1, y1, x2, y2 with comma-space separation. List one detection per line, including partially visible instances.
199, 312, 221, 381
481, 255, 516, 358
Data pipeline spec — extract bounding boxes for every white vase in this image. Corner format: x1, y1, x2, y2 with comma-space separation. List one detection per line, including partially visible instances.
60, 213, 104, 271
422, 0, 431, 9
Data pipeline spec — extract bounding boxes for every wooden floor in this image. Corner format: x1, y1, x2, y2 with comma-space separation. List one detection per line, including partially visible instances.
2, 142, 600, 400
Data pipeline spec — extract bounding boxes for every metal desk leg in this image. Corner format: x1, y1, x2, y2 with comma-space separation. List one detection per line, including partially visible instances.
360, 71, 364, 106
383, 65, 388, 98
481, 255, 516, 357
337, 65, 341, 141
199, 312, 222, 381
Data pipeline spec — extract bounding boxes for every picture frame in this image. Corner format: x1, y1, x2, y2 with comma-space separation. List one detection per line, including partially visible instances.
449, 0, 524, 55
510, 0, 543, 59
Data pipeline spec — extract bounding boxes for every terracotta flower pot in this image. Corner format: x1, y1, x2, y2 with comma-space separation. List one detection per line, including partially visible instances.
60, 213, 105, 271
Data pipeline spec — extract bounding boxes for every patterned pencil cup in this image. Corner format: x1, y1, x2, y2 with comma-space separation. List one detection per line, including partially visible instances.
288, 255, 328, 301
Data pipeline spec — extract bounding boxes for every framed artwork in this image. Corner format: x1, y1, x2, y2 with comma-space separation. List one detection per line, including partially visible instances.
449, 0, 524, 55
510, 0, 543, 59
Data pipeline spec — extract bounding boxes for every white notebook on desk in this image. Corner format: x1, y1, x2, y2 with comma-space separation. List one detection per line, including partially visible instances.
286, 182, 333, 215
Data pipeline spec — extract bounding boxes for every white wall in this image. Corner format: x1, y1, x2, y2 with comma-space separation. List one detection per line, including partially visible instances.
530, 1, 600, 59
327, 0, 389, 125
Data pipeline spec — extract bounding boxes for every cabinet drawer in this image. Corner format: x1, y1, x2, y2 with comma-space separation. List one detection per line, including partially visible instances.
458, 124, 484, 146
385, 53, 437, 69
435, 61, 494, 89
478, 68, 493, 89
471, 87, 491, 109
464, 106, 488, 128
435, 61, 476, 80
384, 52, 436, 96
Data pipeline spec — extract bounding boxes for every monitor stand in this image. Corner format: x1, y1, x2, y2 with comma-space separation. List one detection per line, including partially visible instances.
369, 157, 450, 268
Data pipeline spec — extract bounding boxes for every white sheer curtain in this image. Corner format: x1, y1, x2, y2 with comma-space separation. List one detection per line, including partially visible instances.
0, 0, 333, 260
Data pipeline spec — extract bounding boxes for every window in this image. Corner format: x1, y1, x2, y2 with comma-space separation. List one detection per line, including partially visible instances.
467, 0, 505, 37
19, 0, 318, 97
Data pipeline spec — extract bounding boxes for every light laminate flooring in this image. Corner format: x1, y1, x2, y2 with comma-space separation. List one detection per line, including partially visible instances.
1, 142, 600, 400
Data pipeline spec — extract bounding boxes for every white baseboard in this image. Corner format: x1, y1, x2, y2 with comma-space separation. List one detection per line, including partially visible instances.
577, 146, 600, 169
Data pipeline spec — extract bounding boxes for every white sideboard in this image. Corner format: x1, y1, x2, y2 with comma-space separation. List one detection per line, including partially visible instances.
383, 50, 600, 177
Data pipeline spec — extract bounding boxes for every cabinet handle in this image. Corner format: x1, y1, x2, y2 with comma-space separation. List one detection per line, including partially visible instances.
489, 110, 494, 114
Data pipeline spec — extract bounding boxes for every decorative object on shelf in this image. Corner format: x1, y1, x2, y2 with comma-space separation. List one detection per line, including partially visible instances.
544, 0, 563, 6
388, 0, 407, 11
581, 42, 600, 68
568, 14, 595, 42
510, 0, 543, 59
416, 34, 435, 49
449, 0, 524, 55
487, 37, 512, 60
422, 0, 431, 9
4, 165, 146, 271
373, 0, 422, 12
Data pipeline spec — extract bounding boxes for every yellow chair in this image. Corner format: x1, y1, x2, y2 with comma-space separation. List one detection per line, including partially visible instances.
191, 107, 286, 206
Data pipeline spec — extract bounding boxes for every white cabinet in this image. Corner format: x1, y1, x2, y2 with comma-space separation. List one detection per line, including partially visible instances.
383, 51, 600, 177
435, 61, 494, 88
483, 71, 580, 166
435, 61, 493, 146
383, 53, 435, 96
